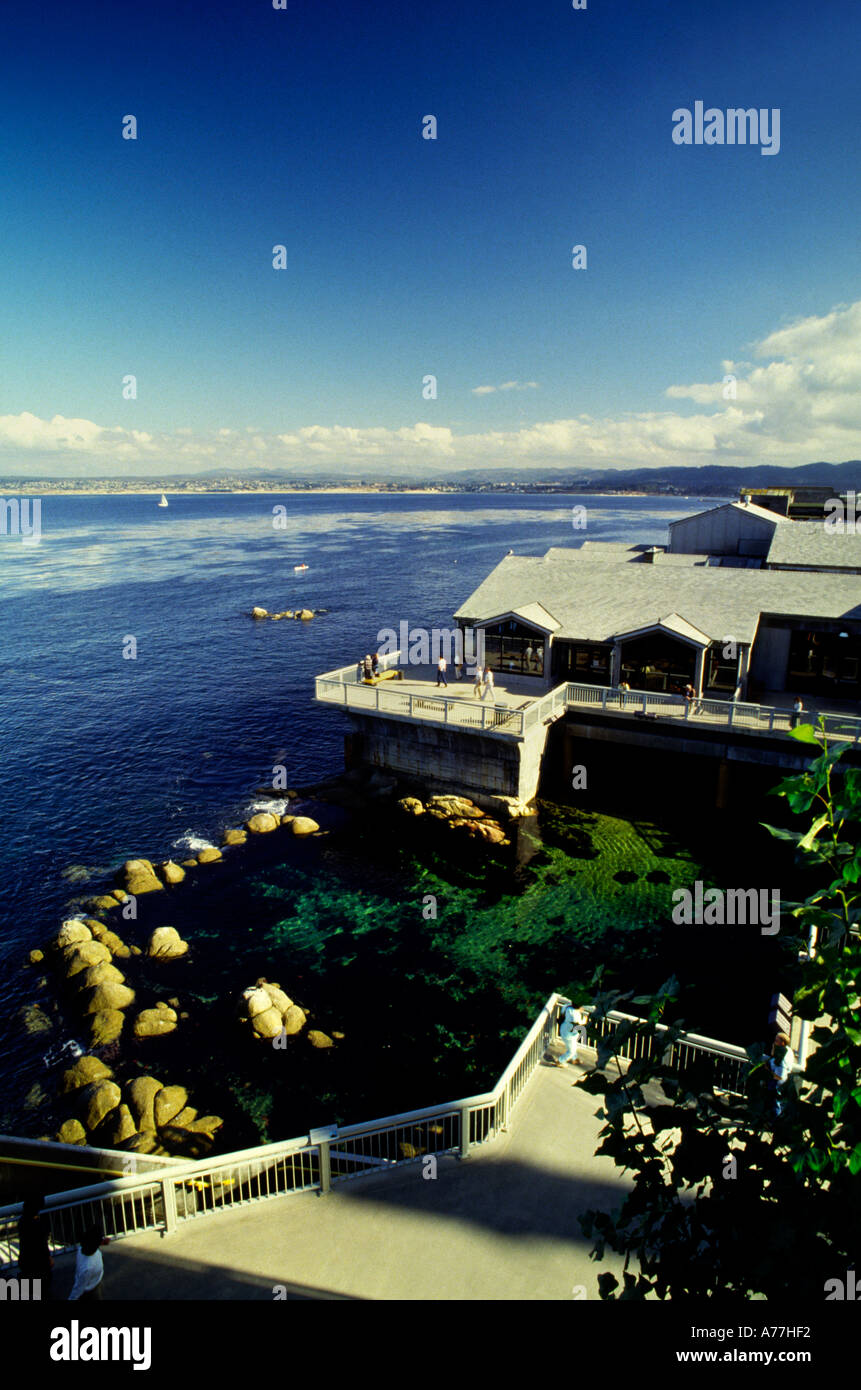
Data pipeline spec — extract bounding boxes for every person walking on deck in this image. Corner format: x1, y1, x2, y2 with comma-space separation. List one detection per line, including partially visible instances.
790, 697, 804, 729
436, 657, 448, 687
481, 666, 495, 701
362, 654, 373, 681
556, 1002, 587, 1067
473, 667, 484, 698
68, 1226, 108, 1301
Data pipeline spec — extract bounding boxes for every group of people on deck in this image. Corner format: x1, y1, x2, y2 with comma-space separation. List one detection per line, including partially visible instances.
435, 658, 496, 700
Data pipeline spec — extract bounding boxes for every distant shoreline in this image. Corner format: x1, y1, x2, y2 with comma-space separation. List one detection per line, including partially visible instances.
6, 486, 665, 498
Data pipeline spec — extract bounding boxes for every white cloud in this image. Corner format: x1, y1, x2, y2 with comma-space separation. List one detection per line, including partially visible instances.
472, 380, 539, 395
3, 301, 860, 475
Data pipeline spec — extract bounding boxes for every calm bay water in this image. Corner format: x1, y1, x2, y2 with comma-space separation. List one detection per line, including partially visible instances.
1, 490, 782, 1149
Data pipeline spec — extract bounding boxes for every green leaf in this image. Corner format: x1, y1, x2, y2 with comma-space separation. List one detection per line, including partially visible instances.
798, 814, 829, 851
787, 723, 821, 745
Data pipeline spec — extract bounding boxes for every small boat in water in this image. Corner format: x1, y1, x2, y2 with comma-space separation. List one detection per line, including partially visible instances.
157, 493, 169, 507
294, 563, 309, 572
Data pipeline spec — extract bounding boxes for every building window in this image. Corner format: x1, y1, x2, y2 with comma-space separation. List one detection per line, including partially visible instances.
481, 620, 545, 675
786, 630, 861, 697
705, 644, 740, 691
552, 643, 610, 683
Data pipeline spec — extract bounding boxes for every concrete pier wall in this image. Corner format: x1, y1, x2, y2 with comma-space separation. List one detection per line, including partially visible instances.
346, 714, 549, 801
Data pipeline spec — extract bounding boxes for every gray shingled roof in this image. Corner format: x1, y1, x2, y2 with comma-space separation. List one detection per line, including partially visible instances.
767, 522, 861, 571
454, 550, 861, 645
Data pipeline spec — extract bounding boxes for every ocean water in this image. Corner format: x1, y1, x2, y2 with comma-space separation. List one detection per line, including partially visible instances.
0, 490, 785, 1150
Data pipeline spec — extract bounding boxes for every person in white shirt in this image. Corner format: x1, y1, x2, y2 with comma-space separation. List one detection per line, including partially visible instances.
436, 657, 448, 688
768, 1033, 796, 1117
68, 1226, 105, 1301
481, 666, 495, 701
556, 1003, 587, 1067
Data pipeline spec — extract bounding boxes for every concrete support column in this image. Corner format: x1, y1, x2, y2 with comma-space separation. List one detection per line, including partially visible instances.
610, 643, 622, 686
693, 646, 706, 697
738, 645, 750, 698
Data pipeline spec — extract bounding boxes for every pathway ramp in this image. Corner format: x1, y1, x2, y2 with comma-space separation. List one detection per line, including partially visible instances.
55, 1063, 632, 1301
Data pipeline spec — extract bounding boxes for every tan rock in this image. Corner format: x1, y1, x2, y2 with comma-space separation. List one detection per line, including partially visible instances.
298, 609, 314, 620
426, 795, 484, 820
90, 896, 120, 911
261, 983, 292, 1015
147, 926, 189, 960
77, 1080, 122, 1131
97, 930, 131, 959
19, 1004, 52, 1035
290, 816, 319, 836
159, 861, 186, 885
77, 961, 126, 990
133, 1005, 178, 1039
56, 920, 93, 948
57, 1118, 87, 1145
251, 1006, 284, 1039
94, 1103, 137, 1147
222, 828, 247, 846
62, 941, 113, 977
79, 980, 136, 1014
120, 1130, 158, 1155
28, 949, 45, 965
282, 1004, 307, 1036
159, 1125, 216, 1159
307, 1030, 334, 1049
88, 1010, 125, 1047
181, 859, 198, 868
125, 1076, 164, 1131
246, 812, 279, 834
279, 814, 295, 826
197, 847, 222, 864
397, 797, 425, 816
60, 1056, 114, 1094
243, 987, 273, 1019
171, 1106, 198, 1127
187, 1115, 223, 1138
154, 1085, 188, 1127
111, 889, 129, 903
117, 859, 164, 895
251, 606, 268, 618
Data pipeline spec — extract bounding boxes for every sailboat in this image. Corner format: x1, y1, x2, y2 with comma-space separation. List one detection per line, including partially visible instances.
157, 493, 169, 507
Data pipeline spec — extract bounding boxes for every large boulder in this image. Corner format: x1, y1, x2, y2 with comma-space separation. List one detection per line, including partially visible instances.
60, 1056, 114, 1095
125, 1076, 164, 1131
251, 606, 268, 618
260, 983, 292, 1015
397, 797, 425, 816
94, 1104, 138, 1147
159, 861, 186, 886
290, 816, 319, 836
86, 923, 131, 957
90, 895, 121, 912
79, 981, 136, 1015
223, 828, 247, 846
282, 1004, 307, 1036
57, 1118, 87, 1145
154, 1085, 188, 1128
77, 1080, 122, 1132
62, 941, 113, 977
77, 961, 127, 990
251, 1007, 284, 1039
56, 920, 93, 949
117, 859, 164, 895
307, 1030, 334, 1049
242, 987, 274, 1020
426, 795, 484, 820
133, 1004, 178, 1039
246, 812, 279, 834
197, 847, 222, 864
88, 1010, 125, 1047
120, 1130, 158, 1155
147, 926, 189, 961
297, 609, 314, 620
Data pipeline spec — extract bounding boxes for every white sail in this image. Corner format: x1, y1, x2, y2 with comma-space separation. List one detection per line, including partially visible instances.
158, 494, 169, 507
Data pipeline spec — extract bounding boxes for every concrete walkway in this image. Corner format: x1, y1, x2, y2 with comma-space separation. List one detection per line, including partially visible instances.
51, 1062, 633, 1301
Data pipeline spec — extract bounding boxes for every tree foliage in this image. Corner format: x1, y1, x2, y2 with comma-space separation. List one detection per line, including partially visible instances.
579, 723, 861, 1299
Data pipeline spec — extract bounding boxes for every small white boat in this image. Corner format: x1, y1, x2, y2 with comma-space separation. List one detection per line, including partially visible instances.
293, 563, 309, 572
157, 493, 169, 507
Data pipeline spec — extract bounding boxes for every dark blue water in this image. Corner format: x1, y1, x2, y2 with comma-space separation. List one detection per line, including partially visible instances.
0, 491, 723, 1141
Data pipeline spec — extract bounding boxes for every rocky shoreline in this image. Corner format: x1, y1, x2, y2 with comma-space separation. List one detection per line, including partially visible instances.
24, 767, 534, 1160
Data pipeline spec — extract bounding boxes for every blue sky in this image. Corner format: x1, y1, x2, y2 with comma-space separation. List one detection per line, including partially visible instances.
1, 0, 860, 476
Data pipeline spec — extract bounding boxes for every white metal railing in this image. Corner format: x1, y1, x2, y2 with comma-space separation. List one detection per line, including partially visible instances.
585, 1008, 751, 1097
0, 996, 758, 1265
316, 665, 861, 746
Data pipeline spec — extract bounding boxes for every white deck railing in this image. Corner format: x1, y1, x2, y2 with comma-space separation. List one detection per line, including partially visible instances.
316, 665, 861, 746
0, 996, 753, 1266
